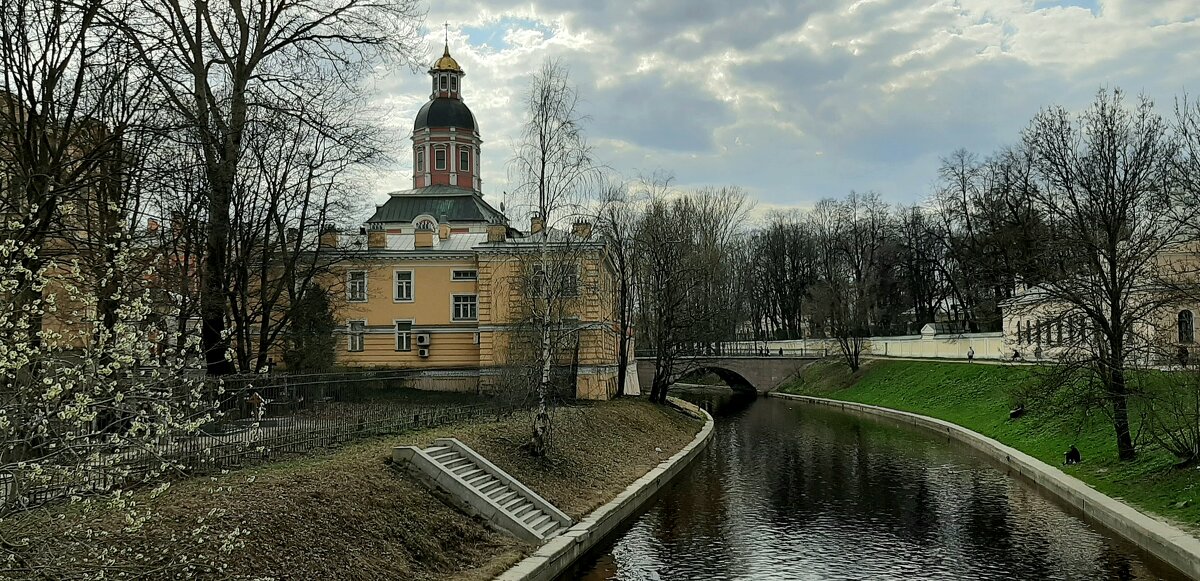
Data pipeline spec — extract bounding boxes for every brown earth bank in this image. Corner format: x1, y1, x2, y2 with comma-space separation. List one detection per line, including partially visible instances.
0, 398, 700, 581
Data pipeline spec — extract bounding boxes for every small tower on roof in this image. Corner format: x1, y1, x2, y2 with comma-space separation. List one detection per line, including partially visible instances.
429, 41, 464, 99
412, 37, 480, 191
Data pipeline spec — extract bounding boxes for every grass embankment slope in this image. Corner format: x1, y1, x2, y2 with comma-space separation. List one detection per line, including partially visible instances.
3, 399, 700, 581
780, 359, 1200, 530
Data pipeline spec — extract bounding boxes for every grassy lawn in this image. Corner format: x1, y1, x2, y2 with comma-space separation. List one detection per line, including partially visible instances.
780, 359, 1200, 530
1, 399, 700, 581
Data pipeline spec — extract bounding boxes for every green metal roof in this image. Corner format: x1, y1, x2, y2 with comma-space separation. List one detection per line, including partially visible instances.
366, 186, 505, 224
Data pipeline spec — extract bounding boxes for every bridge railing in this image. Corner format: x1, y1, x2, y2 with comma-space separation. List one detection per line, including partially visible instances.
635, 346, 828, 358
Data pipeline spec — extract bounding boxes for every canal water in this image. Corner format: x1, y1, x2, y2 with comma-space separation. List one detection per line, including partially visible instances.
570, 387, 1188, 580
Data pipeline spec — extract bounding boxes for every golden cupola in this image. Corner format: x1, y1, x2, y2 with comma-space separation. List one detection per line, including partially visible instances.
431, 43, 463, 73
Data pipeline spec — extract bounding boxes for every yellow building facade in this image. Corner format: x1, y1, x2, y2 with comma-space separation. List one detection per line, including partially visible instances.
321, 45, 621, 399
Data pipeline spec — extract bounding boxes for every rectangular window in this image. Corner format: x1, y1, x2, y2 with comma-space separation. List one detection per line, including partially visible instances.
348, 320, 365, 352
435, 149, 446, 170
416, 150, 425, 172
459, 148, 469, 172
440, 75, 447, 91
452, 294, 477, 321
394, 270, 413, 301
450, 75, 457, 92
347, 270, 367, 302
451, 269, 477, 281
564, 264, 579, 297
532, 263, 579, 297
395, 320, 412, 352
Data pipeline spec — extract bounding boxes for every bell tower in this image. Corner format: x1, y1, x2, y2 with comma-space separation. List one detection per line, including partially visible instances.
411, 42, 481, 191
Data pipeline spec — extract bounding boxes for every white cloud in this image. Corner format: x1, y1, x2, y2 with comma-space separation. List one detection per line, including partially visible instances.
360, 0, 1200, 220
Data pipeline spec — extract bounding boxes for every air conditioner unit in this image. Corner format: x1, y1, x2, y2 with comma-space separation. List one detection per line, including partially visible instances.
416, 332, 431, 346
418, 348, 430, 358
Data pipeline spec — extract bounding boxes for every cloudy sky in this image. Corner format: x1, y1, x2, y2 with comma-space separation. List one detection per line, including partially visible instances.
366, 0, 1200, 218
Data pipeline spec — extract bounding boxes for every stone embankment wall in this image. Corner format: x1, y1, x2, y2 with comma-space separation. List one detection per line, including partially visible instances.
497, 398, 714, 581
771, 392, 1200, 581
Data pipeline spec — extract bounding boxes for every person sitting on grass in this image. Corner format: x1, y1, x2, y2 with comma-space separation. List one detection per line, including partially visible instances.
1064, 444, 1081, 465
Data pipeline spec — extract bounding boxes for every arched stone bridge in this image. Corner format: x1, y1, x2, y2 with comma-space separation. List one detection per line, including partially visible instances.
635, 355, 821, 394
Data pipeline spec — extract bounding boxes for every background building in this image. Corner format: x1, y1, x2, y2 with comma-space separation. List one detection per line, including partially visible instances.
320, 45, 621, 400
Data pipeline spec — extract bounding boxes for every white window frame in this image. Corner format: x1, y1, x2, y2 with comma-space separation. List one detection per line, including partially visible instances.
416, 149, 425, 172
452, 294, 478, 321
440, 75, 448, 91
347, 270, 368, 302
451, 269, 477, 281
347, 320, 366, 352
394, 269, 414, 302
434, 147, 447, 171
459, 148, 470, 172
394, 319, 413, 352
450, 75, 457, 93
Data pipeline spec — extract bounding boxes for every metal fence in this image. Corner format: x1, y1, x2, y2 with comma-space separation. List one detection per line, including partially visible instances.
2, 370, 516, 515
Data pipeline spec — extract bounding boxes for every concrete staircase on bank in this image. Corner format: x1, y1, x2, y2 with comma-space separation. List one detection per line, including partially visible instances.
392, 438, 572, 543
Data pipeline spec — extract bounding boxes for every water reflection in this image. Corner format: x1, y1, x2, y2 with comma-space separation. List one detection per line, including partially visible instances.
571, 387, 1184, 581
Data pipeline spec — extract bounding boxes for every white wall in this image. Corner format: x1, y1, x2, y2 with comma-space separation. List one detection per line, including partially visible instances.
728, 331, 1008, 361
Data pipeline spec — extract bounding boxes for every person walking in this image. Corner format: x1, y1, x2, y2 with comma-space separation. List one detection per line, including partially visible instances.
967, 346, 975, 362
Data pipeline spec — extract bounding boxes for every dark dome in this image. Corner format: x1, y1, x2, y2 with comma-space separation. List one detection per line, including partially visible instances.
414, 98, 477, 132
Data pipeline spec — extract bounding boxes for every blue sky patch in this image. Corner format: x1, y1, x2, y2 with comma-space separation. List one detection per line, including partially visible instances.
1034, 0, 1100, 15
461, 18, 554, 50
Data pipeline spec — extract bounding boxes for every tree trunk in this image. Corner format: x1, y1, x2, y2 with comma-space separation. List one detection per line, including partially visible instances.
1109, 367, 1137, 461
529, 272, 554, 457
200, 176, 235, 375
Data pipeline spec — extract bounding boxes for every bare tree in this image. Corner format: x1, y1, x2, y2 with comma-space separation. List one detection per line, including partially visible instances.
1136, 94, 1200, 467
509, 59, 600, 456
0, 0, 137, 352
599, 179, 638, 396
1017, 88, 1183, 461
510, 59, 594, 225
809, 192, 892, 372
750, 210, 820, 340
635, 187, 749, 403
226, 101, 375, 372
119, 0, 423, 374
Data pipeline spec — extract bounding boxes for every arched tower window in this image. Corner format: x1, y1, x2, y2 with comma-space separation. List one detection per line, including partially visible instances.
1179, 310, 1194, 343
416, 149, 424, 172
